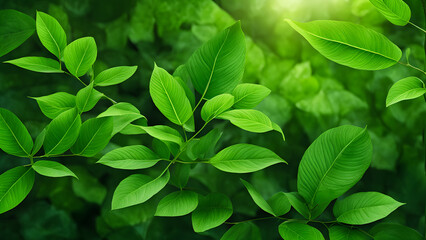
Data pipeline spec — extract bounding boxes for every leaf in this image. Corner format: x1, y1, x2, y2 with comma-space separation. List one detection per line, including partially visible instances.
112, 171, 170, 210
210, 144, 286, 173
218, 109, 285, 140
0, 10, 35, 58
0, 108, 33, 157
369, 223, 423, 240
97, 102, 145, 135
284, 192, 310, 219
149, 64, 192, 126
5, 57, 63, 73
333, 192, 404, 225
297, 125, 372, 209
94, 66, 138, 86
278, 221, 324, 240
44, 108, 81, 156
97, 145, 162, 170
286, 19, 402, 70
169, 164, 190, 188
76, 82, 104, 113
232, 83, 271, 109
63, 37, 97, 77
241, 179, 275, 216
221, 222, 261, 240
32, 160, 77, 179
71, 117, 113, 157
268, 192, 291, 217
155, 190, 198, 217
192, 193, 233, 232
31, 92, 76, 119
36, 11, 67, 59
329, 226, 370, 240
186, 21, 246, 98
201, 94, 234, 122
31, 129, 46, 155
140, 125, 183, 146
369, 0, 411, 26
187, 128, 222, 160
386, 77, 426, 107
0, 166, 35, 214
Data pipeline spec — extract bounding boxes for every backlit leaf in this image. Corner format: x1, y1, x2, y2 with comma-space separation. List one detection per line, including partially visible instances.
63, 37, 97, 77
278, 221, 324, 240
201, 94, 234, 122
232, 83, 271, 109
0, 108, 33, 157
32, 160, 77, 179
0, 166, 34, 214
155, 190, 198, 217
94, 66, 138, 86
36, 11, 67, 58
76, 82, 104, 112
98, 145, 162, 170
369, 0, 411, 26
5, 57, 63, 73
386, 77, 426, 107
31, 92, 76, 119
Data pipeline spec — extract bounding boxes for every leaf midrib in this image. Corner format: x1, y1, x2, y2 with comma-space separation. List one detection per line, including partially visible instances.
74, 42, 90, 76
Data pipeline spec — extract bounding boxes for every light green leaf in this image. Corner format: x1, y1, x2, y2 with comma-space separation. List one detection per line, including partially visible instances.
149, 64, 192, 126
210, 144, 286, 173
186, 21, 246, 98
155, 190, 198, 217
369, 0, 411, 26
71, 117, 113, 157
63, 37, 97, 77
0, 108, 33, 157
5, 57, 62, 73
333, 192, 404, 225
286, 19, 402, 70
119, 124, 147, 135
386, 77, 426, 107
284, 192, 310, 219
140, 125, 183, 146
44, 108, 81, 156
94, 66, 138, 86
31, 129, 46, 156
98, 145, 162, 170
31, 92, 76, 119
36, 11, 67, 59
278, 221, 324, 240
329, 226, 370, 240
201, 94, 234, 122
0, 10, 35, 57
369, 223, 423, 240
97, 102, 145, 135
76, 82, 104, 112
232, 83, 271, 109
0, 166, 34, 214
268, 192, 291, 217
241, 179, 275, 216
221, 222, 261, 240
32, 160, 77, 179
112, 171, 170, 210
192, 193, 233, 232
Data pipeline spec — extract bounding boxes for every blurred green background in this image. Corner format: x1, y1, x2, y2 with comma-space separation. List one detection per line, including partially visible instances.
0, 0, 425, 239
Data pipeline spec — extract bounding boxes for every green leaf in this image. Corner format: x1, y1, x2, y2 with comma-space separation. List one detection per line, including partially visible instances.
221, 222, 261, 240
284, 192, 310, 219
329, 226, 370, 240
278, 221, 324, 240
97, 145, 162, 170
0, 10, 35, 58
36, 11, 67, 59
0, 108, 33, 157
232, 83, 271, 109
97, 102, 145, 135
268, 192, 291, 217
94, 66, 138, 86
149, 64, 192, 126
76, 82, 104, 113
369, 223, 423, 240
31, 92, 76, 119
286, 19, 402, 70
169, 164, 190, 188
297, 125, 372, 209
210, 144, 286, 173
5, 57, 63, 73
31, 129, 46, 156
386, 77, 426, 107
333, 192, 404, 225
140, 125, 183, 146
192, 193, 233, 232
112, 171, 170, 210
201, 94, 234, 122
32, 160, 77, 179
0, 166, 34, 214
119, 124, 147, 135
241, 179, 275, 216
63, 37, 97, 77
187, 128, 222, 160
369, 0, 411, 26
186, 21, 246, 98
155, 190, 198, 217
44, 108, 81, 156
218, 109, 285, 140
71, 117, 113, 157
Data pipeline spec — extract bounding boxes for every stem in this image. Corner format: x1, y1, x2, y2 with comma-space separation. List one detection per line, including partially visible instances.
398, 61, 426, 76
409, 22, 426, 34
33, 154, 79, 159
358, 228, 375, 238
103, 94, 117, 104
29, 156, 33, 165
225, 216, 277, 225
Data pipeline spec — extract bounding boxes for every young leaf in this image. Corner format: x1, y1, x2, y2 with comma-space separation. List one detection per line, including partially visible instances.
186, 21, 246, 98
149, 64, 192, 126
71, 117, 113, 157
386, 77, 426, 107
97, 145, 162, 170
5, 57, 63, 73
112, 171, 170, 210
369, 0, 411, 26
286, 19, 402, 70
140, 125, 183, 146
155, 190, 198, 217
0, 10, 35, 57
44, 108, 81, 156
192, 193, 233, 232
278, 222, 324, 240
0, 108, 33, 157
76, 82, 104, 112
284, 192, 310, 219
221, 222, 261, 240
63, 37, 97, 77
31, 92, 76, 119
369, 223, 423, 240
241, 179, 276, 216
36, 11, 67, 59
333, 192, 405, 225
201, 94, 234, 122
268, 192, 291, 217
32, 160, 77, 179
97, 102, 145, 135
0, 166, 35, 214
232, 83, 271, 109
329, 226, 369, 240
31, 129, 46, 156
210, 144, 286, 173
94, 66, 138, 86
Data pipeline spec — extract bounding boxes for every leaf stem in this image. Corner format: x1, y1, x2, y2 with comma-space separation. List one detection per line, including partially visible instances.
409, 21, 426, 34
398, 61, 426, 77
33, 153, 79, 159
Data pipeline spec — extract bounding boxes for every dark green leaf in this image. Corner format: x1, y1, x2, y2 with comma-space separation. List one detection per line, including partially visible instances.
329, 226, 370, 240
0, 108, 33, 157
0, 10, 35, 57
278, 221, 324, 240
0, 166, 34, 214
369, 223, 423, 240
192, 193, 233, 232
221, 222, 261, 240
241, 179, 275, 215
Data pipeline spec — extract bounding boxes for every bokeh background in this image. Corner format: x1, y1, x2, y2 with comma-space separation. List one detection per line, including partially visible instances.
0, 0, 425, 239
